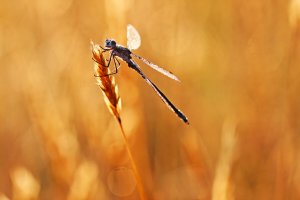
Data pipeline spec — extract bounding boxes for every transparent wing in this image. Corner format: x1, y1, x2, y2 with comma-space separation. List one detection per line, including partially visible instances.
132, 53, 180, 82
127, 24, 141, 50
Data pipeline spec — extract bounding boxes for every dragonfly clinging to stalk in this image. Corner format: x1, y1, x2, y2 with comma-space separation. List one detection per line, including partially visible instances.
94, 24, 189, 124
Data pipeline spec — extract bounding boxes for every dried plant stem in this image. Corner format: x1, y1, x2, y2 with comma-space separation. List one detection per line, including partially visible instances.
117, 120, 146, 200
91, 42, 146, 200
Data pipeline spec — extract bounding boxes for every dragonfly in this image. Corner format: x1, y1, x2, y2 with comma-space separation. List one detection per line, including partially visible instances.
96, 25, 189, 124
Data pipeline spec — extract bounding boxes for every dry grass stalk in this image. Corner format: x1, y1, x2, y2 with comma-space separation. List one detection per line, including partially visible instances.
91, 41, 146, 200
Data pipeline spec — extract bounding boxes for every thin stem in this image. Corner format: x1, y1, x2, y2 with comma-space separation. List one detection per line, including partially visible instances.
116, 117, 146, 200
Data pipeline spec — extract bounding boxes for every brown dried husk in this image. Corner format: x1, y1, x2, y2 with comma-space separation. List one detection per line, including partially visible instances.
91, 42, 122, 122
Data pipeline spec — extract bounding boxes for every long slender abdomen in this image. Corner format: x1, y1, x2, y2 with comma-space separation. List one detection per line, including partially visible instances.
126, 59, 189, 124
127, 60, 146, 79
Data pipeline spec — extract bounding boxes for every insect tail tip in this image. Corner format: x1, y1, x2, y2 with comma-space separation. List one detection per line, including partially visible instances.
182, 116, 189, 125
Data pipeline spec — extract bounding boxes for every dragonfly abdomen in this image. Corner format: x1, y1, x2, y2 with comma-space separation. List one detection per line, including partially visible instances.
127, 60, 189, 124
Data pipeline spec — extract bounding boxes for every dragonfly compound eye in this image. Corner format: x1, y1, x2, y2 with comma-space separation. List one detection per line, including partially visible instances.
105, 39, 116, 48
105, 39, 110, 46
111, 40, 116, 46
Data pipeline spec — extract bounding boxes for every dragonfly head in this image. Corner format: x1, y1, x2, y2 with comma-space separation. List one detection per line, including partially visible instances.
105, 39, 116, 49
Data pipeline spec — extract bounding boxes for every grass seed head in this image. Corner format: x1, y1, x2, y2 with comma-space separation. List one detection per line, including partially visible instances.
91, 41, 122, 121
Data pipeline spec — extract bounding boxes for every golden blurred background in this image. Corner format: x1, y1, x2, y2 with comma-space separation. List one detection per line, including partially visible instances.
1, 0, 300, 199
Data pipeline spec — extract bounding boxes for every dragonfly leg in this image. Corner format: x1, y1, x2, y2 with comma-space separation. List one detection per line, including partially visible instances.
115, 57, 121, 69
94, 56, 120, 77
105, 53, 113, 68
113, 56, 119, 74
92, 55, 111, 68
92, 57, 99, 64
94, 71, 118, 78
99, 46, 111, 52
